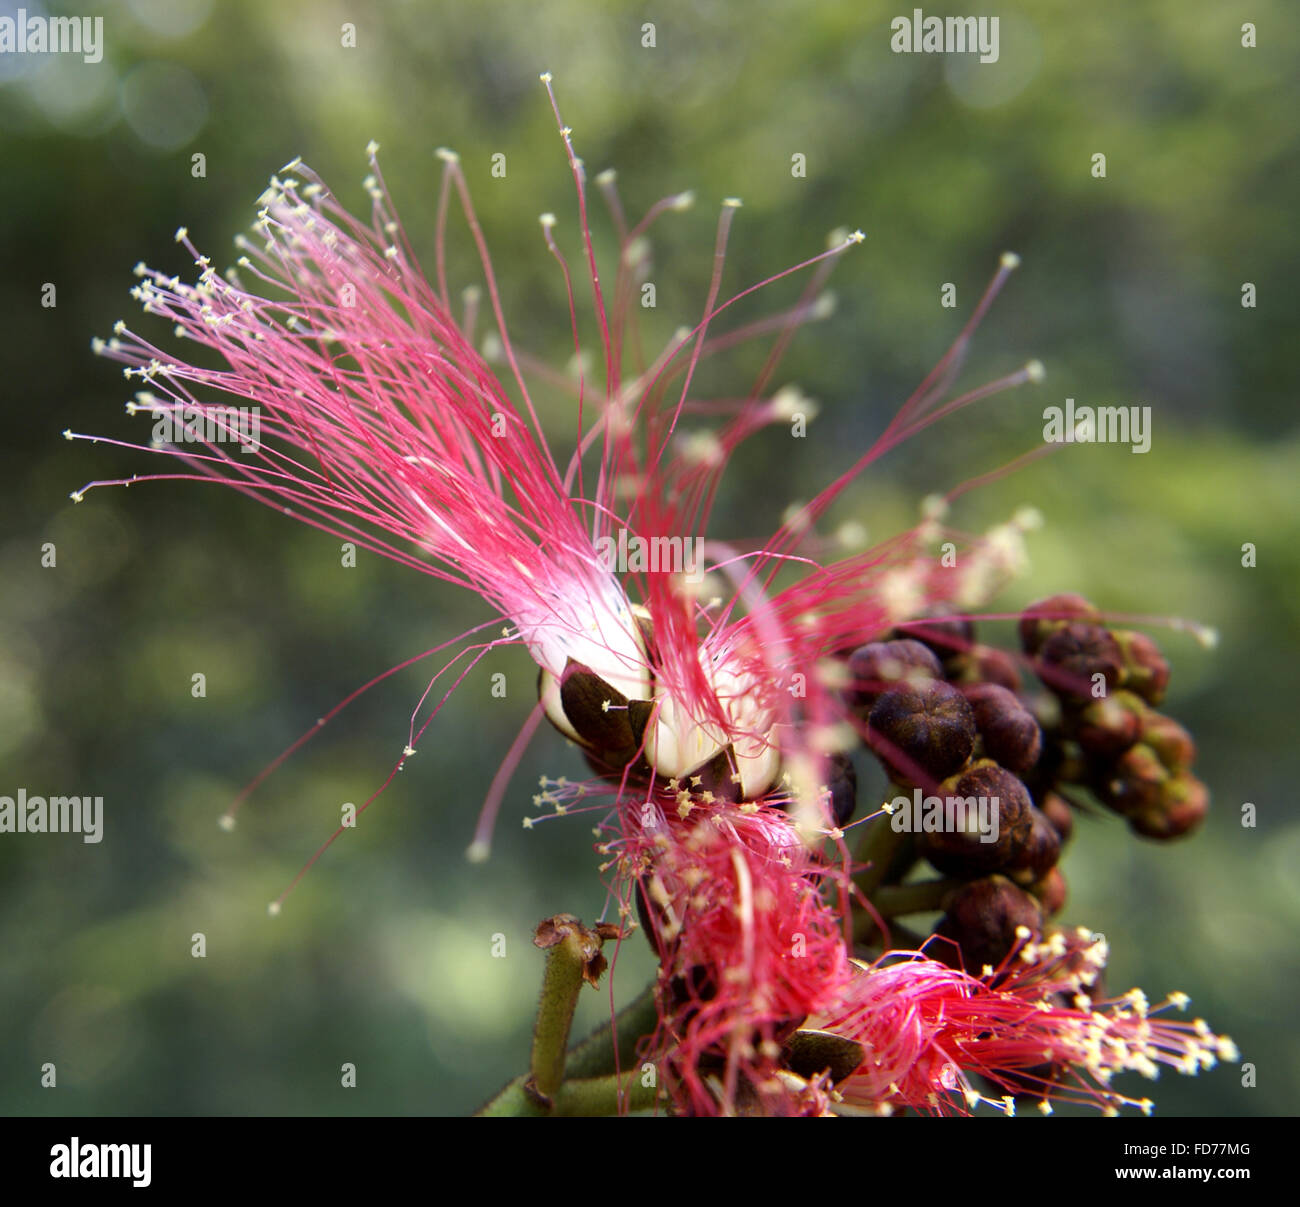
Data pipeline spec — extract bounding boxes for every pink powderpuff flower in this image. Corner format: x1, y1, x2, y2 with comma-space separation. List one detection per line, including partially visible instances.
812, 928, 1239, 1117
618, 789, 854, 1115
71, 80, 1042, 844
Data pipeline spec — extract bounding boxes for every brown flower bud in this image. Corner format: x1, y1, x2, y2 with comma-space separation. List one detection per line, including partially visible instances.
1075, 690, 1147, 760
1007, 806, 1062, 877
1037, 623, 1123, 702
1095, 743, 1168, 815
945, 644, 1024, 692
1054, 738, 1088, 785
916, 763, 1034, 876
933, 874, 1044, 973
1027, 867, 1068, 916
846, 639, 942, 712
1113, 629, 1171, 706
894, 608, 975, 659
867, 680, 976, 784
1018, 593, 1099, 655
1038, 791, 1074, 844
965, 683, 1042, 774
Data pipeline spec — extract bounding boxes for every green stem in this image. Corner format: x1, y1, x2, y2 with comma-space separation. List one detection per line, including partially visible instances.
529, 930, 590, 1102
854, 911, 929, 949
553, 1073, 661, 1116
852, 811, 913, 896
564, 983, 659, 1080
869, 878, 960, 919
475, 982, 661, 1117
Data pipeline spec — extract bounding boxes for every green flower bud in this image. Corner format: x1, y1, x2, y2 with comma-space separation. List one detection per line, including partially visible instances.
1140, 711, 1196, 772
1129, 772, 1209, 839
1113, 629, 1171, 706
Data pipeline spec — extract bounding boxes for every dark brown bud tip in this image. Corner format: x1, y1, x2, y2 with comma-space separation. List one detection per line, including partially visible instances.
933, 874, 1044, 973
557, 661, 636, 758
867, 679, 976, 783
1037, 622, 1124, 702
846, 639, 943, 712
1018, 593, 1099, 655
965, 683, 1042, 774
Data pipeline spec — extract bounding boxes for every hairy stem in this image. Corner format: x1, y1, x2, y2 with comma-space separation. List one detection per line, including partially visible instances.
564, 982, 660, 1079
476, 982, 661, 1117
529, 928, 592, 1101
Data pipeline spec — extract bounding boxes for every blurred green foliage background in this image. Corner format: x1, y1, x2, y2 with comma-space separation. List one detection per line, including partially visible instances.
2, 0, 1297, 1117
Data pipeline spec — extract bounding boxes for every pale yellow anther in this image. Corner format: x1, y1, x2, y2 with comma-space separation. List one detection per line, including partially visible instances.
920, 493, 949, 521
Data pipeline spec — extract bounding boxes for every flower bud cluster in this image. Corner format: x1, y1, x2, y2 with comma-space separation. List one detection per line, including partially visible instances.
844, 595, 1206, 974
